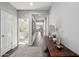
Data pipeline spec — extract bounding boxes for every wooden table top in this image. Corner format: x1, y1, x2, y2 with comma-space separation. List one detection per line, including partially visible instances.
45, 36, 79, 57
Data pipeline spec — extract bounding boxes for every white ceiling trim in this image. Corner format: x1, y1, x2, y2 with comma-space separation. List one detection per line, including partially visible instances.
10, 2, 52, 10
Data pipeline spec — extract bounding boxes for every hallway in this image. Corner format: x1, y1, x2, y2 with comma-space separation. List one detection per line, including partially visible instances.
8, 31, 47, 57
1, 2, 79, 57
33, 31, 46, 51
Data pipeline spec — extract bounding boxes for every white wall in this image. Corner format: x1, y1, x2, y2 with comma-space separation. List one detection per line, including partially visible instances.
18, 10, 48, 45
0, 2, 17, 16
49, 2, 79, 55
0, 2, 17, 56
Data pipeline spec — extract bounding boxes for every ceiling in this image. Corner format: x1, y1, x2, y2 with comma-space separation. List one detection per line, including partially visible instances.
10, 2, 52, 10
33, 14, 46, 22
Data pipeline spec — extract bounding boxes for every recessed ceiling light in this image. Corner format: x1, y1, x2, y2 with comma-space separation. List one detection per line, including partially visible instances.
29, 2, 34, 6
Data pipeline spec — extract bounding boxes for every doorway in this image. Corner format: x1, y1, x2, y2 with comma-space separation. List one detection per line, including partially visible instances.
36, 21, 44, 37
32, 14, 48, 37
18, 18, 29, 45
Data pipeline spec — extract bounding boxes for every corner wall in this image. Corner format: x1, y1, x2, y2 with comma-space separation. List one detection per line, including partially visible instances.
49, 2, 79, 55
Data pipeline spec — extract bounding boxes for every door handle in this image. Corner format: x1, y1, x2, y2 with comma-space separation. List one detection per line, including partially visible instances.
1, 35, 5, 37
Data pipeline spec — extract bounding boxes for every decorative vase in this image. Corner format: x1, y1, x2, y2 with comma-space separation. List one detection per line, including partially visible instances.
53, 38, 57, 43
56, 38, 61, 45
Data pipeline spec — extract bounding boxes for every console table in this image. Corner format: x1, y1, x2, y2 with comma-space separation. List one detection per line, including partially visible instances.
45, 36, 79, 57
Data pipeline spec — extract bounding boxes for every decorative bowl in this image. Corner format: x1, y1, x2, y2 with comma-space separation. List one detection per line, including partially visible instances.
55, 44, 63, 51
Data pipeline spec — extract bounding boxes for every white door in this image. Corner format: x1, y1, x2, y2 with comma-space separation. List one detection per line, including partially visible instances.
11, 16, 17, 49
1, 10, 12, 56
